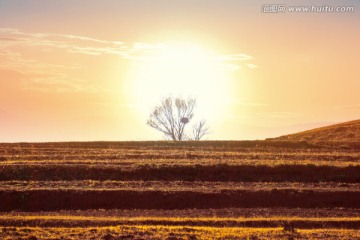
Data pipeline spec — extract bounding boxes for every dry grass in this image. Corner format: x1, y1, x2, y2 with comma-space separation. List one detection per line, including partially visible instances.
1, 215, 360, 228
276, 119, 360, 142
1, 225, 360, 239
1, 180, 359, 192
1, 141, 359, 238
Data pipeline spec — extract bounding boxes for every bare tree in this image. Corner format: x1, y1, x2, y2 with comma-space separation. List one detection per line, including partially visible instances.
147, 96, 196, 141
192, 120, 209, 141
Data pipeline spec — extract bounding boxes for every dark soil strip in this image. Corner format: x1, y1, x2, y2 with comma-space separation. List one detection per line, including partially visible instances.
1, 190, 360, 211
0, 165, 359, 182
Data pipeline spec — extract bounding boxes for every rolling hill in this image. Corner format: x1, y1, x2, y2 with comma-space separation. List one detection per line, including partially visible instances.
275, 119, 360, 142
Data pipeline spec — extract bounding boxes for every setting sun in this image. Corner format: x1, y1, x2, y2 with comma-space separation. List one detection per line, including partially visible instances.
1, 1, 360, 239
0, 0, 359, 142
125, 42, 232, 122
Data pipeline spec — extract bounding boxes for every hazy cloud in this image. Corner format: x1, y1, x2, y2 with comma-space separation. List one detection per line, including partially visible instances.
238, 102, 269, 107
334, 105, 360, 110
217, 53, 252, 61
56, 33, 124, 45
0, 28, 255, 61
229, 98, 270, 107
0, 28, 130, 57
216, 54, 256, 70
0, 48, 100, 93
246, 63, 258, 69
0, 28, 257, 91
0, 37, 18, 41
256, 112, 302, 118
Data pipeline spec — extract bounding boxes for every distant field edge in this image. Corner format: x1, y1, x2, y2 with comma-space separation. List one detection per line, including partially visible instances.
1, 140, 360, 149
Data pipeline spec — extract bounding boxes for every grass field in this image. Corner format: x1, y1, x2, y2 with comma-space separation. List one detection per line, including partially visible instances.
276, 119, 360, 142
0, 141, 359, 239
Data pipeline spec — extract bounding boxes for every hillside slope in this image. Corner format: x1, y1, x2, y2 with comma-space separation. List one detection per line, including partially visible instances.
276, 119, 360, 142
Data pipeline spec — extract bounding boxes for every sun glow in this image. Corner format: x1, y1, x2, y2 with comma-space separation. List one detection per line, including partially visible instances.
125, 42, 233, 122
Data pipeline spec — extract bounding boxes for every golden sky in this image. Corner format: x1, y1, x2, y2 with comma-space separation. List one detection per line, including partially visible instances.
0, 0, 359, 142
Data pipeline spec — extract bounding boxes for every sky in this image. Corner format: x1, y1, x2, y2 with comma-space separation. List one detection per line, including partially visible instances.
0, 0, 359, 142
